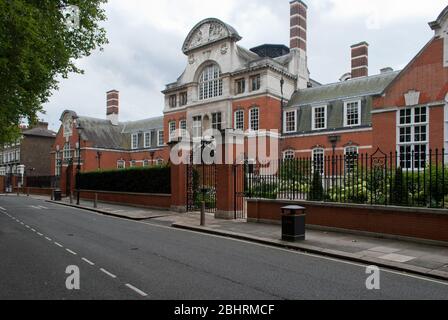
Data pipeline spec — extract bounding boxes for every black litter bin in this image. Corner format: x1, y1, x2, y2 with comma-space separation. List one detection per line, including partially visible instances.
53, 190, 62, 201
281, 205, 306, 242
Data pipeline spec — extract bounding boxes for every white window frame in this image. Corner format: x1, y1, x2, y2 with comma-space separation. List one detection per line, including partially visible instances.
212, 112, 222, 131
179, 120, 187, 139
312, 148, 325, 175
283, 150, 295, 160
63, 143, 72, 160
284, 109, 297, 133
344, 146, 359, 173
249, 107, 260, 132
117, 160, 126, 169
169, 121, 176, 141
343, 100, 362, 127
234, 110, 244, 131
192, 116, 202, 139
312, 105, 327, 131
131, 133, 139, 150
199, 64, 223, 100
157, 130, 165, 147
144, 132, 152, 149
396, 106, 429, 170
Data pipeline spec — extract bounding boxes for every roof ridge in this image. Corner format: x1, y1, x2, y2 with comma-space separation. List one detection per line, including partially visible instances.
299, 71, 401, 92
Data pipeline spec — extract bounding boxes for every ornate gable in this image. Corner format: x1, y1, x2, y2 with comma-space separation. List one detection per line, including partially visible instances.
429, 5, 448, 67
182, 18, 241, 55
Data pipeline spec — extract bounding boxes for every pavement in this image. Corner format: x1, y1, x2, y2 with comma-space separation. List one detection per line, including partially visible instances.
27, 193, 448, 282
1, 195, 448, 300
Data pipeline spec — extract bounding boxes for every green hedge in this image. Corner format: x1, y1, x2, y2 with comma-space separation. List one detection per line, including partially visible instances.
79, 166, 171, 194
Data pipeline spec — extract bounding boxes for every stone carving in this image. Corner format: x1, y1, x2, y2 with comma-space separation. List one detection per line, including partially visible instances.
221, 43, 228, 55
63, 117, 73, 137
188, 54, 195, 65
185, 21, 229, 52
404, 90, 420, 106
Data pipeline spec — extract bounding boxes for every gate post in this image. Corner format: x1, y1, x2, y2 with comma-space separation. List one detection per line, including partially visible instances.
215, 130, 237, 220
169, 139, 188, 213
215, 163, 235, 219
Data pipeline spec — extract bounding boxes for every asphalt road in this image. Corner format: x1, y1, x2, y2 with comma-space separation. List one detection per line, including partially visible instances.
0, 195, 447, 300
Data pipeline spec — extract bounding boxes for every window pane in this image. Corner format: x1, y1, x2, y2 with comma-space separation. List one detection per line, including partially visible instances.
314, 107, 326, 129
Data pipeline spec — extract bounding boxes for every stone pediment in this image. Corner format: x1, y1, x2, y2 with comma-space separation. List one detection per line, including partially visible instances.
182, 18, 241, 55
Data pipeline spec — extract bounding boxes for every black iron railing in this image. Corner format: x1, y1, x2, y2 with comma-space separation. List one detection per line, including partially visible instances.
245, 149, 448, 209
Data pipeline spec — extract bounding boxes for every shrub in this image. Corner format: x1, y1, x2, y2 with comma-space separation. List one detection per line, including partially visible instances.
79, 165, 171, 194
309, 171, 324, 201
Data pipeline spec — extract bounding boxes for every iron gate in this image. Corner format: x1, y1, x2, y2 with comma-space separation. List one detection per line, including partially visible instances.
186, 162, 217, 213
233, 163, 247, 219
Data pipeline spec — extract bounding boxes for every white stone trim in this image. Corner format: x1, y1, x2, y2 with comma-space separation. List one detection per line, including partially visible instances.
283, 127, 372, 139
351, 55, 368, 60
295, 145, 373, 154
351, 65, 368, 71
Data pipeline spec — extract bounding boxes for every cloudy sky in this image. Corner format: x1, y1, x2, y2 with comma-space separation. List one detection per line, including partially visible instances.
40, 0, 447, 131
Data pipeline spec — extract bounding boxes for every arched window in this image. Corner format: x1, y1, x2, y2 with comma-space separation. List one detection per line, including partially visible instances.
312, 148, 325, 175
199, 64, 223, 100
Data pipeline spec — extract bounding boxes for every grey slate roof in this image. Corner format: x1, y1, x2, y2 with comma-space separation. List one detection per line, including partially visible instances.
121, 117, 164, 133
75, 116, 164, 150
287, 71, 400, 107
77, 117, 126, 150
22, 127, 56, 138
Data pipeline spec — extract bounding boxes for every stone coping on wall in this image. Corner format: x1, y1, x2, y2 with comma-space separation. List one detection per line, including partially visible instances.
247, 198, 448, 216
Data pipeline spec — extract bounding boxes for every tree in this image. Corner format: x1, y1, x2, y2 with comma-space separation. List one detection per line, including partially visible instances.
0, 0, 108, 143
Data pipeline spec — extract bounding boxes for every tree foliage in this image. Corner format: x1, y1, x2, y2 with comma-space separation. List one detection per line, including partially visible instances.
0, 0, 108, 143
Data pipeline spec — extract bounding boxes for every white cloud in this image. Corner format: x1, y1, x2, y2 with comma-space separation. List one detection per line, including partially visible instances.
312, 0, 447, 29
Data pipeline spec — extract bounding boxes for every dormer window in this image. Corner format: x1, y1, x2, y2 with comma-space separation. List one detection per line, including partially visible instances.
344, 100, 361, 127
199, 64, 223, 100
131, 133, 139, 150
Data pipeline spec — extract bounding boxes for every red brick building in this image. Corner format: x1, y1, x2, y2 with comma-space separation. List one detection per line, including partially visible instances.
51, 91, 168, 195
162, 0, 312, 158
280, 3, 448, 175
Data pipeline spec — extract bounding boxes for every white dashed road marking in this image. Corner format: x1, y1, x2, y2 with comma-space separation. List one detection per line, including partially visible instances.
125, 284, 148, 297
100, 268, 117, 279
82, 258, 95, 266
66, 249, 77, 256
3, 207, 151, 299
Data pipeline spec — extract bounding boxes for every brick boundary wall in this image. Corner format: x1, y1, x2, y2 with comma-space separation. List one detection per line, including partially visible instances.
13, 187, 53, 196
79, 190, 172, 210
247, 199, 448, 243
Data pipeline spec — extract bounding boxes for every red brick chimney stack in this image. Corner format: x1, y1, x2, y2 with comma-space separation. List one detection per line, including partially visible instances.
351, 42, 369, 78
290, 0, 307, 52
106, 90, 119, 126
